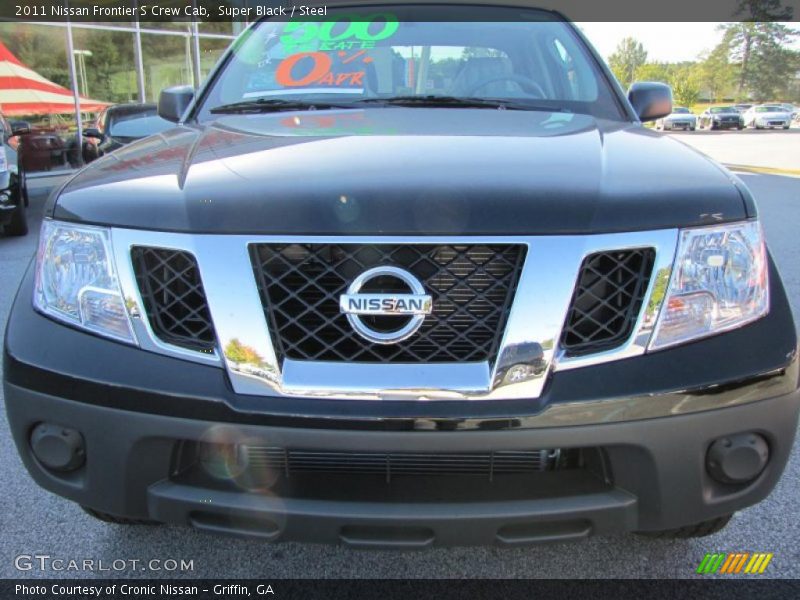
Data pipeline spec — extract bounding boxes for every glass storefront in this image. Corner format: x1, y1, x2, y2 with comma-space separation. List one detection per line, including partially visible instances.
0, 19, 239, 172
141, 29, 195, 102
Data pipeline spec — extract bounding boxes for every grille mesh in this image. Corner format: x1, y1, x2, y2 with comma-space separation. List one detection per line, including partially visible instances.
131, 247, 216, 353
560, 248, 655, 356
250, 244, 525, 364
236, 447, 557, 480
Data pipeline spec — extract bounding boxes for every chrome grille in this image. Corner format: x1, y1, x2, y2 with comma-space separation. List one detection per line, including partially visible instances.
561, 248, 655, 356
131, 247, 216, 353
250, 244, 526, 364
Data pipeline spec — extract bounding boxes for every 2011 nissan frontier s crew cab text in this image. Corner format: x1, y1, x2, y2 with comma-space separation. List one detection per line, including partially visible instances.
4, 4, 798, 546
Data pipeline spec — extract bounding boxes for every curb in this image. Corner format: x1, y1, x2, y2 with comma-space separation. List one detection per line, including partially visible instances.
724, 164, 800, 178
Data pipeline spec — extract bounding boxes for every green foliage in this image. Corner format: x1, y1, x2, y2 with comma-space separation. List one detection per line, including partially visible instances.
635, 62, 671, 83
224, 338, 264, 365
72, 29, 131, 102
608, 37, 648, 90
647, 268, 671, 316
0, 23, 71, 89
698, 42, 736, 103
670, 65, 703, 107
719, 17, 798, 101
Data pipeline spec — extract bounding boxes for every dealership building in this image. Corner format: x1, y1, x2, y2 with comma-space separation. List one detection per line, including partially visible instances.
0, 15, 247, 173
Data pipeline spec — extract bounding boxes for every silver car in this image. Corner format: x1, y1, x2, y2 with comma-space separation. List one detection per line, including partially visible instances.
743, 105, 791, 129
655, 106, 697, 131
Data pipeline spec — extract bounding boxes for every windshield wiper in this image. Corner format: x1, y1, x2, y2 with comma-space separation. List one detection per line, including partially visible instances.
352, 95, 568, 112
210, 98, 357, 114
210, 95, 571, 114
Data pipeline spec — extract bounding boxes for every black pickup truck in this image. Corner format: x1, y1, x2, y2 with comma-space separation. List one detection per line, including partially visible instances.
4, 5, 798, 547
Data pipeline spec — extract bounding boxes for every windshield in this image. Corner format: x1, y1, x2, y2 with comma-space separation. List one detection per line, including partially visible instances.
108, 111, 173, 138
673, 107, 690, 114
197, 12, 624, 121
710, 107, 734, 113
755, 106, 783, 113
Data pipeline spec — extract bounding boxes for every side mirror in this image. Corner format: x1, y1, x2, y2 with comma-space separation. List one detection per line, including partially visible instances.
83, 128, 103, 140
628, 82, 672, 122
158, 85, 195, 123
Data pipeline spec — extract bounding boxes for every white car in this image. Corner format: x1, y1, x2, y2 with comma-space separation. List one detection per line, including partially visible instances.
655, 107, 697, 131
743, 105, 791, 129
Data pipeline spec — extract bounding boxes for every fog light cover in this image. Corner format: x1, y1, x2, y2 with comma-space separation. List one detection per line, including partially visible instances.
34, 220, 135, 343
649, 221, 768, 350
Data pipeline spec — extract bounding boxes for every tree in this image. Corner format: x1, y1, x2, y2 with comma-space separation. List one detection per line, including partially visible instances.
670, 65, 702, 107
734, 0, 793, 20
698, 42, 736, 103
608, 37, 648, 90
718, 0, 798, 101
635, 62, 671, 84
0, 24, 70, 89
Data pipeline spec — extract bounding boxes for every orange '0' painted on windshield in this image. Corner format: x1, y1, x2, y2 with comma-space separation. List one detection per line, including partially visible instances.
274, 51, 368, 89
274, 52, 333, 87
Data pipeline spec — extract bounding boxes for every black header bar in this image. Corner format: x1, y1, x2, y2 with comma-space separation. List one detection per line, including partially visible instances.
2, 0, 799, 23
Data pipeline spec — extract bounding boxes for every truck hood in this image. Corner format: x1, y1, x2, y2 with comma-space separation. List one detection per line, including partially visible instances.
53, 108, 748, 235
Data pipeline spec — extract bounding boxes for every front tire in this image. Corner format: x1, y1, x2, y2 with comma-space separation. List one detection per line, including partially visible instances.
637, 514, 733, 539
81, 505, 159, 526
20, 169, 29, 207
4, 197, 28, 236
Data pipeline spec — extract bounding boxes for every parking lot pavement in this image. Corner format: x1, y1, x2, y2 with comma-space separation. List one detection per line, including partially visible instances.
668, 128, 800, 173
1, 173, 799, 580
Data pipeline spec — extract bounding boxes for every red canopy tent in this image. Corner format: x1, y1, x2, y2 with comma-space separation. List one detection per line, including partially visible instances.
0, 41, 109, 116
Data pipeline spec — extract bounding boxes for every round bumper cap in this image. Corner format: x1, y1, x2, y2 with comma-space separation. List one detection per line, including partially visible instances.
707, 433, 769, 484
30, 423, 86, 472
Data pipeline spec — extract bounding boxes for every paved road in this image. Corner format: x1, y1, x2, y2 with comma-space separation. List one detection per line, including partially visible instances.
1, 172, 799, 580
668, 128, 800, 173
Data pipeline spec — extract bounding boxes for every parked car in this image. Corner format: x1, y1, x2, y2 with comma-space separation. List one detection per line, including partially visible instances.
733, 103, 752, 113
743, 105, 792, 129
83, 103, 173, 162
4, 7, 798, 547
8, 120, 30, 136
655, 106, 696, 131
0, 114, 26, 236
16, 124, 69, 172
778, 103, 799, 123
697, 106, 744, 130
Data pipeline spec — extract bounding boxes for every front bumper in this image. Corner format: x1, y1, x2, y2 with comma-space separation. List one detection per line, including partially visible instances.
664, 120, 695, 130
4, 259, 800, 545
755, 118, 789, 128
713, 119, 742, 129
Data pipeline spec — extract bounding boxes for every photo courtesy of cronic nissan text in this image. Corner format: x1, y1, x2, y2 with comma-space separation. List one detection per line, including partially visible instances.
1, 0, 799, 598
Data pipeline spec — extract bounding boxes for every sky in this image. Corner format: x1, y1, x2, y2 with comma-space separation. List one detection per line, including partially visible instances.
577, 22, 800, 62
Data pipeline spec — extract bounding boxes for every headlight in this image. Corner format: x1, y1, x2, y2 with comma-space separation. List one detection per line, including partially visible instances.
34, 220, 136, 343
649, 221, 768, 350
